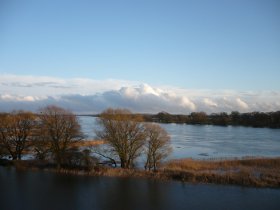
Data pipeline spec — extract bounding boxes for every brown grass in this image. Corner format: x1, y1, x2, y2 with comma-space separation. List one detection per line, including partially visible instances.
160, 157, 280, 187
3, 155, 280, 188
162, 157, 280, 171
69, 140, 104, 148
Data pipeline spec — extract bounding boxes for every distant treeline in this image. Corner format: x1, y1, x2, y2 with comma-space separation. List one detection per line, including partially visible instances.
140, 111, 280, 128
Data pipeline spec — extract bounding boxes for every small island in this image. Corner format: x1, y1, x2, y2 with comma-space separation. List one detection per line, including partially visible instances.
1, 106, 279, 188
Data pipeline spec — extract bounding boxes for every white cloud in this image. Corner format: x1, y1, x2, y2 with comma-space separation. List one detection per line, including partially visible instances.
22, 96, 36, 102
0, 74, 280, 114
0, 94, 14, 101
203, 98, 218, 107
236, 98, 249, 110
0, 73, 139, 96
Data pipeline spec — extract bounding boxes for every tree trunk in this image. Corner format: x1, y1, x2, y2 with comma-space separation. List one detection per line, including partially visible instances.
56, 153, 62, 169
120, 159, 125, 168
153, 154, 157, 171
17, 153, 22, 160
121, 160, 129, 169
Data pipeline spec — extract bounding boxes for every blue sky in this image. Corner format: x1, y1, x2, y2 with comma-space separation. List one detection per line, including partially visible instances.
1, 0, 279, 90
0, 0, 280, 113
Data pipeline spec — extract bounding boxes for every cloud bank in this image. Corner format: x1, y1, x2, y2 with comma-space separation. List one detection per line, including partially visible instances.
1, 74, 280, 114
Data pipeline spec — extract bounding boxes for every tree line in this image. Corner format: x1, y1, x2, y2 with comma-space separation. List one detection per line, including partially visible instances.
0, 106, 172, 171
142, 111, 280, 128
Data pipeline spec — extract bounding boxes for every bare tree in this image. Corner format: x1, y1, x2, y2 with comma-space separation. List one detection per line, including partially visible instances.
0, 111, 35, 160
38, 105, 83, 168
95, 108, 147, 169
32, 122, 51, 160
144, 123, 172, 171
91, 144, 117, 167
0, 113, 9, 159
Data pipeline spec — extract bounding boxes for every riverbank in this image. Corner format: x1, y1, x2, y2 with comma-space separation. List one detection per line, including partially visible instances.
161, 157, 280, 188
1, 157, 279, 188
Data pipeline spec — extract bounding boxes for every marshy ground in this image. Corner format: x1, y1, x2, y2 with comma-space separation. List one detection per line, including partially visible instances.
160, 157, 280, 188
2, 156, 279, 188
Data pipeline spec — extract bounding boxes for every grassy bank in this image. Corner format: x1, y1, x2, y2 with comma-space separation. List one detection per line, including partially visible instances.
2, 157, 280, 188
161, 157, 280, 188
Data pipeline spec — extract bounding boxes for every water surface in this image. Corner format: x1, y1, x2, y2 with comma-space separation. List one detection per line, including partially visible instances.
79, 116, 280, 159
0, 167, 279, 210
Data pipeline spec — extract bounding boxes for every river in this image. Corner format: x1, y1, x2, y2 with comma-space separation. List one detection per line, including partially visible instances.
78, 116, 280, 159
1, 116, 280, 210
0, 167, 279, 210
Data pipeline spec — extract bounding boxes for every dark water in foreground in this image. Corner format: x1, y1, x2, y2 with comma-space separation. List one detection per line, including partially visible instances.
1, 167, 280, 210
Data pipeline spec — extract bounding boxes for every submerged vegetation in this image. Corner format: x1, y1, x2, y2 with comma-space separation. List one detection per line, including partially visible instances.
161, 158, 280, 187
1, 157, 279, 188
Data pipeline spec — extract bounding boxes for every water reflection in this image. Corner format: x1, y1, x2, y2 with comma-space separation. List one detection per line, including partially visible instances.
1, 167, 280, 210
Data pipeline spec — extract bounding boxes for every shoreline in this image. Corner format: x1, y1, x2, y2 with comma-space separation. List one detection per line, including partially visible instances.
1, 156, 279, 188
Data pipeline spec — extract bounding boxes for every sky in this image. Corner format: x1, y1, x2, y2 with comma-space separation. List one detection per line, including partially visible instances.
0, 0, 280, 114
